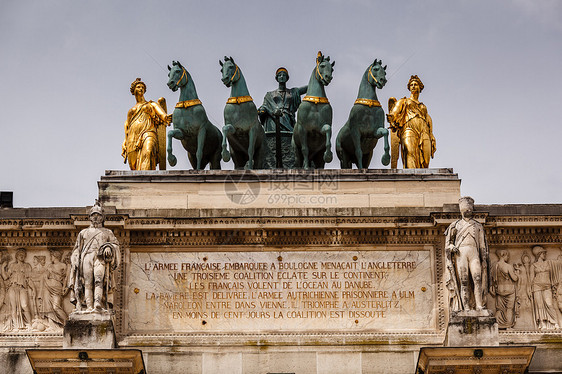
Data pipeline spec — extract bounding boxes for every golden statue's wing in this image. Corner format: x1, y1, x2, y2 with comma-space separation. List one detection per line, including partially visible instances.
157, 97, 167, 170
388, 97, 397, 114
387, 97, 400, 169
427, 113, 436, 157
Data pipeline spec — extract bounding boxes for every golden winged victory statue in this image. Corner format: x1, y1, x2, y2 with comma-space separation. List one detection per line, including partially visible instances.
122, 78, 171, 170
387, 75, 435, 169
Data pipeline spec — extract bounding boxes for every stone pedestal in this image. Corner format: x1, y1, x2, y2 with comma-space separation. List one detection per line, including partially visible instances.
27, 349, 146, 374
416, 346, 535, 374
445, 310, 499, 347
63, 312, 117, 349
98, 168, 460, 211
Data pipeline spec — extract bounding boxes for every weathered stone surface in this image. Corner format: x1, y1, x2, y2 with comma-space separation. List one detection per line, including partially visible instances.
445, 310, 499, 347
99, 169, 460, 210
127, 250, 434, 333
63, 312, 116, 349
1, 170, 561, 373
0, 349, 32, 373
416, 346, 535, 374
362, 351, 417, 374
202, 352, 243, 374
27, 349, 145, 373
318, 352, 361, 374
144, 352, 203, 374
243, 351, 316, 374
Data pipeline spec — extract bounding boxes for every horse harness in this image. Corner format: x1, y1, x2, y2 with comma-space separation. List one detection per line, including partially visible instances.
175, 66, 188, 86
176, 99, 202, 108
227, 96, 253, 104
225, 63, 252, 105
229, 64, 239, 83
367, 64, 380, 85
304, 54, 331, 105
315, 53, 329, 83
303, 96, 329, 104
354, 98, 381, 107
173, 67, 202, 108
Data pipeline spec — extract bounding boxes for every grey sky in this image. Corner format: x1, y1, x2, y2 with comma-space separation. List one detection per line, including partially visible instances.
1, 1, 561, 207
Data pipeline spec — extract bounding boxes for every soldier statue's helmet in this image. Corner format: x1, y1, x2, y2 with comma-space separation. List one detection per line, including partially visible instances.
458, 196, 475, 207
531, 245, 547, 258
89, 200, 103, 217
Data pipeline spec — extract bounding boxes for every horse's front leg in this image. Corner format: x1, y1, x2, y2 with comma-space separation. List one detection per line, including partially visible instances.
245, 125, 257, 170
222, 124, 234, 162
375, 127, 390, 166
196, 126, 207, 170
167, 128, 183, 167
351, 128, 363, 169
298, 129, 310, 169
321, 124, 333, 163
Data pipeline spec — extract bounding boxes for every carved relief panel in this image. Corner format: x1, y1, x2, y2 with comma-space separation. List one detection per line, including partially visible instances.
0, 248, 73, 333
488, 246, 562, 331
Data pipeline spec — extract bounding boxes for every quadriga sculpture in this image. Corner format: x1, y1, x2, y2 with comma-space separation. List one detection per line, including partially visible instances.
336, 59, 390, 168
292, 51, 335, 169
219, 56, 266, 169
166, 61, 222, 170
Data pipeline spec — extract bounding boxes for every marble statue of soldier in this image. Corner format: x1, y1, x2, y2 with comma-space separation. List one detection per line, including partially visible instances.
445, 196, 489, 311
68, 201, 120, 313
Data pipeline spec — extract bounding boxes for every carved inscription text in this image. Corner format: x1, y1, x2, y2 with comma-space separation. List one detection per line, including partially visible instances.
128, 250, 435, 332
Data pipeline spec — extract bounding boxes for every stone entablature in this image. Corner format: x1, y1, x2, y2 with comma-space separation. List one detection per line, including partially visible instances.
0, 170, 561, 373
1, 205, 560, 340
99, 169, 461, 210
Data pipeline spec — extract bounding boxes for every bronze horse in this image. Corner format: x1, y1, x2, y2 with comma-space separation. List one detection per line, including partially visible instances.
166, 61, 222, 169
336, 59, 390, 168
292, 52, 335, 169
219, 57, 266, 169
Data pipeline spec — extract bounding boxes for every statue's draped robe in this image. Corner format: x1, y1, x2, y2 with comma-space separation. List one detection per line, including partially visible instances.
490, 260, 518, 328
388, 97, 435, 168
69, 226, 120, 309
30, 263, 46, 318
258, 87, 302, 168
123, 101, 168, 170
4, 261, 32, 329
531, 259, 562, 328
258, 87, 302, 133
40, 262, 67, 326
445, 218, 489, 311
